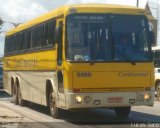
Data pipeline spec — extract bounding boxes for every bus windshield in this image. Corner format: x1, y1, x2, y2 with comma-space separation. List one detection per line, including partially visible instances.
66, 14, 152, 62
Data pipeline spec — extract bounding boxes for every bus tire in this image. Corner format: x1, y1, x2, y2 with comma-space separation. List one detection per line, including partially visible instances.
49, 88, 60, 119
17, 85, 25, 106
115, 107, 131, 119
156, 83, 160, 101
12, 84, 18, 105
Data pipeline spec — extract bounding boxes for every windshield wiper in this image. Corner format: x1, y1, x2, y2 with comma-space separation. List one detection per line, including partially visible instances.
116, 49, 136, 65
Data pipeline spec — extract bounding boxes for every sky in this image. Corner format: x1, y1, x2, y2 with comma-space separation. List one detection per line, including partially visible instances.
0, 0, 148, 56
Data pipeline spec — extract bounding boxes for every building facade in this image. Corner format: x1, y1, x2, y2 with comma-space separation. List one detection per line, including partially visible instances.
148, 0, 160, 45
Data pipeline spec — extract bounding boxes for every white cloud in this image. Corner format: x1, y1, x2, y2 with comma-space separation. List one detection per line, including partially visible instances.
0, 0, 47, 23
67, 0, 81, 4
0, 0, 47, 55
80, 0, 107, 4
68, 0, 148, 7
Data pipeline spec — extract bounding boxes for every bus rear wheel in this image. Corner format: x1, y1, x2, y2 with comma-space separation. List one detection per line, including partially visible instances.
12, 84, 18, 105
156, 83, 160, 101
17, 86, 25, 106
115, 107, 131, 119
49, 88, 60, 118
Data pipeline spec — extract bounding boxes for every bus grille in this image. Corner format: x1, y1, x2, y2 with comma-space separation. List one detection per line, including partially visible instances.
78, 87, 145, 92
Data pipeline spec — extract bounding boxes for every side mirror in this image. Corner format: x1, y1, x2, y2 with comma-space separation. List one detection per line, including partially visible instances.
149, 31, 155, 46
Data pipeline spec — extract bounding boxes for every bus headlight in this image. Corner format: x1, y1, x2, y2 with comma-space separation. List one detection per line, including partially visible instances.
144, 93, 151, 100
75, 96, 82, 103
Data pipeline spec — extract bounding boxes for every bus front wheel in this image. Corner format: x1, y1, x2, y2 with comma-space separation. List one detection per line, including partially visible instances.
115, 107, 131, 119
49, 88, 60, 119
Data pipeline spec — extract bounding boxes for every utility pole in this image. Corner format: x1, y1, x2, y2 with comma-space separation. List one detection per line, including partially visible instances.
137, 0, 139, 7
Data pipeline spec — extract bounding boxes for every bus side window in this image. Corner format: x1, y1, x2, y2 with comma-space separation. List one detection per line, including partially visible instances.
48, 20, 55, 46
35, 24, 44, 49
19, 32, 23, 51
44, 20, 56, 47
44, 21, 49, 47
12, 35, 15, 53
4, 37, 7, 54
5, 37, 9, 54
27, 29, 31, 50
5, 36, 13, 54
15, 34, 19, 52
22, 31, 27, 51
31, 27, 37, 50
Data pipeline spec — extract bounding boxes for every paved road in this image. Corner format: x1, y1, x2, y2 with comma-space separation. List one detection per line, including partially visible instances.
0, 90, 160, 128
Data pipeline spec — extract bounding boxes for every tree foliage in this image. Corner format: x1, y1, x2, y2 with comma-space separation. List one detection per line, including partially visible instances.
0, 17, 3, 29
0, 18, 3, 25
0, 18, 3, 30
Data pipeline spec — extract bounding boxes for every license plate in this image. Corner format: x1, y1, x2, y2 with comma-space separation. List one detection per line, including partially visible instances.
108, 97, 123, 103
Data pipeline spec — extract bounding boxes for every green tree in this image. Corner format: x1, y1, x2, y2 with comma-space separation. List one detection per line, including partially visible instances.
0, 18, 4, 30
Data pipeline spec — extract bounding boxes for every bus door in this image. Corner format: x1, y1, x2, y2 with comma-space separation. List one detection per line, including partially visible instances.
56, 19, 66, 108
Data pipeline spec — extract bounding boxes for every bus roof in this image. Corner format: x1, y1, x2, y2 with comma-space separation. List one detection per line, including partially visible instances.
6, 4, 146, 36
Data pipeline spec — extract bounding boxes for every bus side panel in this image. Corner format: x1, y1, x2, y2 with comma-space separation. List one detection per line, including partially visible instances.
3, 49, 57, 106
3, 71, 57, 106
25, 71, 56, 106
3, 71, 12, 95
3, 49, 57, 71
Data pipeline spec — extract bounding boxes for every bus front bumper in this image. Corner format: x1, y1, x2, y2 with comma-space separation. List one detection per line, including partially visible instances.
65, 91, 154, 109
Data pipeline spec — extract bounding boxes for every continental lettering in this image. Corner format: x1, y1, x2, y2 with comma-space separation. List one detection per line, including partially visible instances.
119, 72, 148, 77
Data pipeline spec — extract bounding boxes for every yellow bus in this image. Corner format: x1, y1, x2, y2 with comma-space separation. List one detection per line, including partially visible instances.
3, 4, 154, 119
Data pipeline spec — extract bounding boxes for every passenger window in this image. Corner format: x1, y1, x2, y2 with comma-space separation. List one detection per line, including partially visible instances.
31, 27, 37, 49
27, 29, 31, 50
44, 20, 55, 47
36, 24, 44, 48
22, 31, 27, 51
